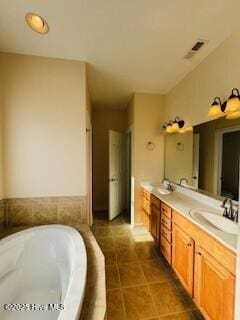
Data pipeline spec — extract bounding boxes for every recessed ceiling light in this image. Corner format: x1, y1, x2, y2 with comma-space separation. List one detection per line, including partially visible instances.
25, 13, 49, 34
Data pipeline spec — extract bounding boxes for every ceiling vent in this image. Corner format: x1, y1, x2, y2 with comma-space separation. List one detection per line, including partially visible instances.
184, 39, 208, 59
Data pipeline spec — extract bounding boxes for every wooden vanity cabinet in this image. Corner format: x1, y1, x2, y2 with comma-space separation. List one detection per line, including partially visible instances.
149, 194, 160, 243
141, 188, 236, 320
194, 245, 235, 320
173, 210, 236, 320
172, 224, 194, 296
141, 188, 151, 231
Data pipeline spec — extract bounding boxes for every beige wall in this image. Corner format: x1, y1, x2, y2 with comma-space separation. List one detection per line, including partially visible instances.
165, 31, 240, 127
0, 53, 88, 198
92, 107, 126, 211
131, 93, 165, 223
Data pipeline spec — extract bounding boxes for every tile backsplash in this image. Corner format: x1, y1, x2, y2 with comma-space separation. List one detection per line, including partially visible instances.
4, 196, 87, 227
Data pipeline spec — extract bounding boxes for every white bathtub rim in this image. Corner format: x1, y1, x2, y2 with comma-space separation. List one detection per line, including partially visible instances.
0, 225, 87, 320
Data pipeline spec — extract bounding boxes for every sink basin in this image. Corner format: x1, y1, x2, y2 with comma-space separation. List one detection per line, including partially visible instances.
156, 188, 171, 195
189, 208, 239, 235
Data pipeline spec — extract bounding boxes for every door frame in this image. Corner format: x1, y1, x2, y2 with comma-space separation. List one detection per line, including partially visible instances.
214, 125, 240, 196
192, 133, 200, 189
126, 125, 134, 226
86, 110, 93, 226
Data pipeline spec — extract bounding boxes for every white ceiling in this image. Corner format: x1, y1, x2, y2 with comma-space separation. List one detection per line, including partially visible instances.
1, 0, 240, 108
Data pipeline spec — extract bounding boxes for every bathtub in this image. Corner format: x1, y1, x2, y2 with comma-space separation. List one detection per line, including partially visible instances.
0, 225, 87, 320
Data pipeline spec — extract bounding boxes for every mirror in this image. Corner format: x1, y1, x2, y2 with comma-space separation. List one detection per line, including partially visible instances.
164, 117, 240, 201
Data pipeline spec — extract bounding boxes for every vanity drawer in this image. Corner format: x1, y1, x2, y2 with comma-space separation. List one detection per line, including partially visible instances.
150, 194, 160, 209
161, 224, 172, 243
161, 214, 172, 231
161, 203, 172, 219
161, 235, 172, 264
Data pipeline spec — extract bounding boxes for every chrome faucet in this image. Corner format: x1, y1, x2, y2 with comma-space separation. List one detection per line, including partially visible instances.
162, 178, 174, 192
180, 177, 189, 186
221, 197, 238, 223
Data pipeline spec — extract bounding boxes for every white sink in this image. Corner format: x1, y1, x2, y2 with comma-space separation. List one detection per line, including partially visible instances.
156, 184, 171, 194
156, 188, 171, 195
189, 208, 239, 235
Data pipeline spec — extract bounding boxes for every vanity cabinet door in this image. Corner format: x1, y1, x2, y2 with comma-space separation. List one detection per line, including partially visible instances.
150, 204, 159, 243
141, 190, 150, 231
172, 223, 194, 296
194, 245, 235, 320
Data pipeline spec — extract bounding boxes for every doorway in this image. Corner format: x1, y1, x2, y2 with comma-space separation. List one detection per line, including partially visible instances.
92, 107, 132, 225
221, 131, 240, 200
215, 126, 240, 201
108, 130, 131, 222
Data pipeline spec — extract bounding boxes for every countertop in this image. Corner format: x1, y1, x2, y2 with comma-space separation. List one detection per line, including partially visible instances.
142, 184, 239, 253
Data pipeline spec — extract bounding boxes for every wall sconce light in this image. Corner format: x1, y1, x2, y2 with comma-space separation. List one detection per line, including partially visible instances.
225, 88, 240, 113
208, 88, 240, 120
208, 97, 225, 118
162, 117, 185, 134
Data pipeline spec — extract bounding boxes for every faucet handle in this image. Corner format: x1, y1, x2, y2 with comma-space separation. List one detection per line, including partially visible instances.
233, 209, 239, 223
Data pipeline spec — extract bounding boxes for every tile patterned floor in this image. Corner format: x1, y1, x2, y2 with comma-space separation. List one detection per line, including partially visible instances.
92, 211, 204, 320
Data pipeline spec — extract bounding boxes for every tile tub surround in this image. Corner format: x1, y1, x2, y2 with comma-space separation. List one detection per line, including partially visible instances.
78, 224, 106, 320
4, 196, 88, 227
92, 212, 204, 320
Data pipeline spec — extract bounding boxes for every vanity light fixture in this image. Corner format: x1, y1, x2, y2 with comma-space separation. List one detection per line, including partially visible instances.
25, 13, 49, 34
225, 88, 240, 113
163, 118, 185, 134
208, 97, 225, 118
208, 88, 240, 120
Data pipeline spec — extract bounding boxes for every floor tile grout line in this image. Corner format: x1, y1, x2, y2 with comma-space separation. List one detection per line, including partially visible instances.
138, 260, 160, 319
115, 252, 127, 320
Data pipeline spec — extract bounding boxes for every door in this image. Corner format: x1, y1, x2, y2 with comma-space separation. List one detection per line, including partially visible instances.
194, 245, 235, 320
192, 133, 200, 188
109, 130, 126, 220
172, 223, 194, 296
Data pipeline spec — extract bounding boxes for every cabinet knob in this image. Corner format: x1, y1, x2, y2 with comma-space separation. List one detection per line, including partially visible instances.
196, 252, 202, 256
187, 243, 192, 247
